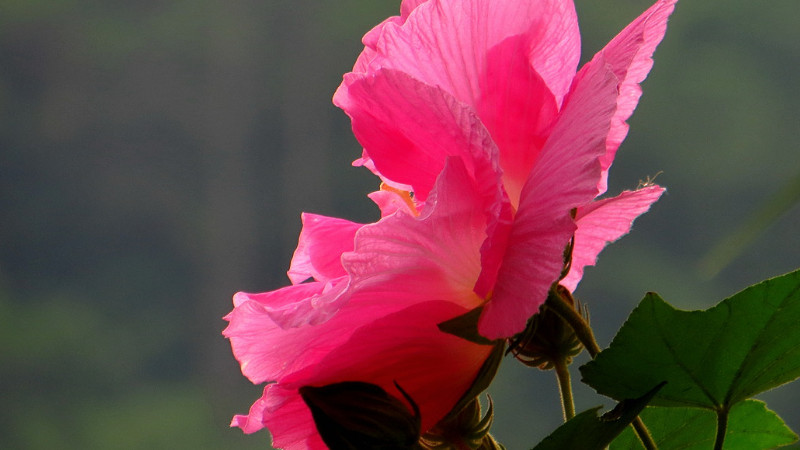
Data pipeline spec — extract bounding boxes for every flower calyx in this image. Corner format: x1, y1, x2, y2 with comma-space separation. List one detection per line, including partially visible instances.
508, 285, 587, 370
421, 397, 505, 450
300, 380, 423, 449
420, 343, 506, 449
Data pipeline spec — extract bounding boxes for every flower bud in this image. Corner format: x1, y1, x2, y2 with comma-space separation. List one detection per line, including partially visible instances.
509, 286, 585, 369
421, 397, 504, 450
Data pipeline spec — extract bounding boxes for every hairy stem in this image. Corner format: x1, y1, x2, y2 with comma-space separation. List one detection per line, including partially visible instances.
632, 416, 658, 450
553, 358, 575, 421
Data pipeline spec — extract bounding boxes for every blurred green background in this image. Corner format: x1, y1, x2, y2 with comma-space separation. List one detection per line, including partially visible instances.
1, 0, 798, 448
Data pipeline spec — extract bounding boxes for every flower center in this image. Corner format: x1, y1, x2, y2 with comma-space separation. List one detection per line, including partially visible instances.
379, 183, 420, 217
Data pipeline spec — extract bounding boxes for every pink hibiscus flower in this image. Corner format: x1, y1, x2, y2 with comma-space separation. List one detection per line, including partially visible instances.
225, 0, 676, 447
226, 158, 500, 448
334, 0, 676, 338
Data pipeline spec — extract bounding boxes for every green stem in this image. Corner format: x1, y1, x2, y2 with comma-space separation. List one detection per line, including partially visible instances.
713, 407, 729, 450
553, 358, 575, 421
632, 416, 658, 450
547, 288, 658, 450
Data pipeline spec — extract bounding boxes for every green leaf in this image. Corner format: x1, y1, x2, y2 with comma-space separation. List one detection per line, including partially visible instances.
610, 400, 798, 450
581, 269, 800, 409
531, 382, 664, 450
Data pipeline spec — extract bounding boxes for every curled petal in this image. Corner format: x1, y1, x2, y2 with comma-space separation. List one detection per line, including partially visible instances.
593, 0, 678, 195
225, 276, 437, 386
562, 185, 665, 291
367, 189, 416, 217
248, 384, 327, 449
400, 0, 428, 19
230, 387, 270, 435
288, 213, 362, 284
336, 68, 498, 202
343, 0, 579, 109
344, 158, 488, 307
224, 280, 348, 384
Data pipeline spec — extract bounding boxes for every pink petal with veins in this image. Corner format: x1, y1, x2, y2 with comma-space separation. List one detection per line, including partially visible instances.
477, 34, 559, 206
592, 0, 678, 195
344, 158, 488, 307
562, 185, 665, 291
287, 213, 362, 284
341, 0, 579, 108
243, 301, 494, 448
479, 55, 620, 338
336, 68, 497, 202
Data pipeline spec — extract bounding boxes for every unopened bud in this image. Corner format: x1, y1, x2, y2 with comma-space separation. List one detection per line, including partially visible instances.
421, 397, 504, 450
509, 286, 585, 369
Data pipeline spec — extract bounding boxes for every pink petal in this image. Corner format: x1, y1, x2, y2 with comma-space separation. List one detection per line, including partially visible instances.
225, 275, 438, 385
343, 158, 489, 308
561, 185, 665, 291
230, 387, 270, 434
479, 55, 620, 339
367, 189, 417, 217
337, 70, 515, 304
400, 0, 428, 19
351, 150, 414, 193
226, 159, 506, 387
477, 34, 559, 207
243, 278, 351, 329
224, 281, 348, 384
593, 0, 678, 195
353, 15, 403, 74
352, 0, 429, 73
473, 192, 514, 300
342, 0, 579, 109
287, 213, 362, 284
335, 68, 499, 202
281, 300, 495, 433
240, 384, 326, 449
231, 302, 494, 448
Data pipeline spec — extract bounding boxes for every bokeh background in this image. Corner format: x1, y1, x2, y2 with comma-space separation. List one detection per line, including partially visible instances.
1, 0, 798, 448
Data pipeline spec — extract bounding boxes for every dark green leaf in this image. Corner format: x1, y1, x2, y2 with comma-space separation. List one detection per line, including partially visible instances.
531, 382, 664, 450
581, 269, 800, 409
610, 399, 798, 450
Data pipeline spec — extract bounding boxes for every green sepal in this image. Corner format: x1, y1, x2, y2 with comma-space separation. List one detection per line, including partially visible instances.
531, 382, 665, 450
299, 381, 422, 450
437, 306, 499, 346
423, 343, 506, 449
422, 397, 502, 450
